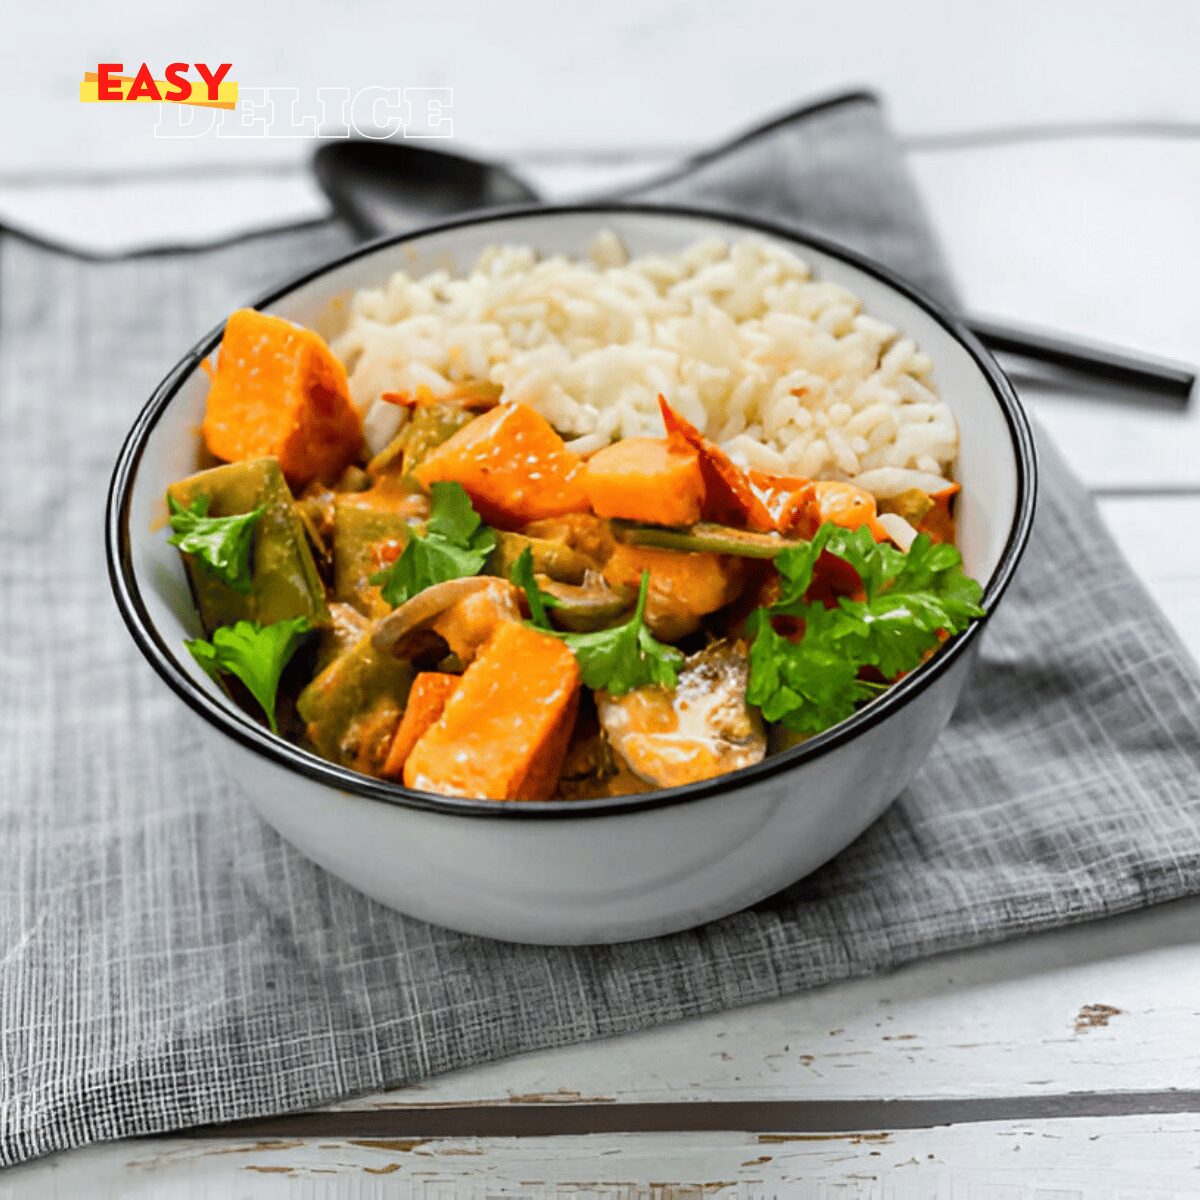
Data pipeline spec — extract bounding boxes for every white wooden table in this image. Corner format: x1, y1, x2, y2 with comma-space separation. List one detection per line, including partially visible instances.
4, 3, 1200, 1192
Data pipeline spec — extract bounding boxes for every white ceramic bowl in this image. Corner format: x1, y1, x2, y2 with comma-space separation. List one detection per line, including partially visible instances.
107, 205, 1037, 945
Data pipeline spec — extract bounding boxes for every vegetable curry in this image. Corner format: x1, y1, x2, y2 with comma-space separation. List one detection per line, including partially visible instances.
169, 308, 984, 801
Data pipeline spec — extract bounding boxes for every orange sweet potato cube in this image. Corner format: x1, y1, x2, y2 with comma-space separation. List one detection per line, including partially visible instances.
380, 672, 460, 782
602, 542, 744, 640
403, 622, 581, 801
412, 403, 590, 527
658, 395, 774, 531
202, 308, 363, 489
584, 436, 705, 525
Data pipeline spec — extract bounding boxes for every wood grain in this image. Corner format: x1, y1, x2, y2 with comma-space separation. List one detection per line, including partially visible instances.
7, 1116, 1200, 1197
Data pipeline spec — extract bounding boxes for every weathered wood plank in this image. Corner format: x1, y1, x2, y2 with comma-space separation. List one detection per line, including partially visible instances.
8, 1116, 1200, 1197
291, 892, 1200, 1112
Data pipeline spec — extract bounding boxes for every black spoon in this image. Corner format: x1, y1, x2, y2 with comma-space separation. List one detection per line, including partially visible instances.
313, 141, 538, 237
313, 140, 1194, 407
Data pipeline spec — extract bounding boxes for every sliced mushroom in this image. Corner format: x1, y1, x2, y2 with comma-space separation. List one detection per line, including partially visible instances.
541, 576, 632, 632
432, 578, 522, 663
371, 577, 494, 658
371, 576, 523, 664
597, 639, 766, 789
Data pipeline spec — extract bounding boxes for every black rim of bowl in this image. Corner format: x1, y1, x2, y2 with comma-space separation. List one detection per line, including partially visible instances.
106, 202, 1039, 820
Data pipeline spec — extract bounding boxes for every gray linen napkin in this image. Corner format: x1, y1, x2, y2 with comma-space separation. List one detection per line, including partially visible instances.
3, 93, 1199, 1166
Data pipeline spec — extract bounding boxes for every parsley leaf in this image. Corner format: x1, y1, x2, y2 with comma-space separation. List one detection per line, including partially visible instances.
167, 494, 264, 593
769, 522, 836, 612
552, 571, 684, 695
186, 617, 312, 733
510, 552, 679, 691
373, 536, 491, 607
747, 523, 985, 733
746, 607, 882, 731
425, 478, 487, 544
370, 481, 496, 606
509, 546, 560, 630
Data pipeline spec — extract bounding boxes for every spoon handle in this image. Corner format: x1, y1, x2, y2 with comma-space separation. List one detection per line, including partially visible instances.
968, 316, 1194, 406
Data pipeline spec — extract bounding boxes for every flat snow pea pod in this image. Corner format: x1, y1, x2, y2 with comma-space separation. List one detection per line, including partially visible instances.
168, 457, 327, 635
611, 519, 791, 559
316, 600, 370, 672
368, 403, 476, 480
297, 631, 414, 771
332, 492, 417, 616
402, 403, 468, 469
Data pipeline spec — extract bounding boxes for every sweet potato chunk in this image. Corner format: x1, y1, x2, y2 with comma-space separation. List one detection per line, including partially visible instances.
380, 672, 459, 782
809, 481, 888, 540
658, 395, 774, 531
412, 403, 589, 527
404, 622, 581, 800
602, 543, 744, 641
769, 477, 887, 540
203, 308, 363, 489
584, 437, 705, 525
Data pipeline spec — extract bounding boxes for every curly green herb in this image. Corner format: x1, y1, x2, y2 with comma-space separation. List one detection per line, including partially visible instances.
370, 481, 496, 606
550, 571, 683, 696
747, 524, 985, 733
186, 617, 313, 733
509, 545, 561, 630
167, 493, 264, 593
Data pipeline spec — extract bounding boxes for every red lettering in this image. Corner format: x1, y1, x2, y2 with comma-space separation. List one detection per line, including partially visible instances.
126, 63, 162, 102
163, 62, 192, 102
194, 62, 232, 102
96, 63, 123, 101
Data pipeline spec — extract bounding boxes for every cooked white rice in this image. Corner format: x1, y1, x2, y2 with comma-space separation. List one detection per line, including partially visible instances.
332, 234, 958, 497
